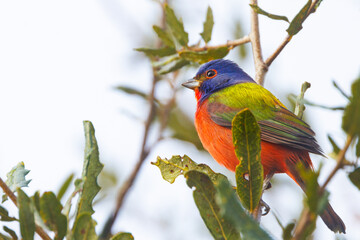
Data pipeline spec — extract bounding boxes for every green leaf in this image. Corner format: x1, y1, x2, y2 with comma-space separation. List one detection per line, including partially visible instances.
153, 25, 174, 47
135, 47, 176, 57
3, 162, 31, 202
179, 47, 229, 64
356, 139, 360, 158
282, 222, 295, 240
349, 168, 360, 190
249, 4, 289, 22
168, 106, 204, 150
298, 164, 329, 214
152, 155, 225, 184
286, 0, 312, 36
158, 58, 190, 74
0, 205, 17, 221
110, 232, 134, 240
164, 4, 189, 47
233, 22, 247, 59
200, 6, 214, 43
216, 179, 272, 240
74, 121, 104, 218
3, 226, 18, 240
232, 109, 263, 212
39, 192, 67, 240
72, 213, 97, 240
342, 77, 360, 137
17, 189, 35, 240
185, 171, 241, 240
57, 173, 74, 201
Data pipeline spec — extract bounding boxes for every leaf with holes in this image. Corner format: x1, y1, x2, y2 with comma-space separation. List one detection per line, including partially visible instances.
152, 155, 225, 184
232, 109, 263, 212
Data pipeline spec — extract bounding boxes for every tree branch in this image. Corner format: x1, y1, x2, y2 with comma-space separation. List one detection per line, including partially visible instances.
249, 0, 268, 86
189, 35, 250, 52
0, 177, 52, 240
265, 0, 322, 68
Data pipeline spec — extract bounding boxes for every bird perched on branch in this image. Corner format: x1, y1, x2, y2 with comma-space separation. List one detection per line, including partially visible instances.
182, 59, 345, 233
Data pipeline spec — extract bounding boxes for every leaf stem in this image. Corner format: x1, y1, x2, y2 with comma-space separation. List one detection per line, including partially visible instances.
0, 177, 52, 240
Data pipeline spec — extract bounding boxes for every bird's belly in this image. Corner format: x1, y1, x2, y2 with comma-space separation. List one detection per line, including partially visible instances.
195, 107, 291, 175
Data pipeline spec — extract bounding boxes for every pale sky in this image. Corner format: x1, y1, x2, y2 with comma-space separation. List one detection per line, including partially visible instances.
0, 0, 359, 239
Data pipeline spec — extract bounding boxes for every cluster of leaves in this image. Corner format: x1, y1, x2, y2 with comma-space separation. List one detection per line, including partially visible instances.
153, 109, 273, 239
136, 4, 230, 74
0, 121, 134, 240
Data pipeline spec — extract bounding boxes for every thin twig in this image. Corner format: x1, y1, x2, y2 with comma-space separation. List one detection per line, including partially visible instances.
265, 0, 322, 68
320, 135, 353, 192
249, 0, 268, 86
188, 35, 250, 52
0, 177, 52, 240
99, 71, 158, 239
265, 35, 292, 67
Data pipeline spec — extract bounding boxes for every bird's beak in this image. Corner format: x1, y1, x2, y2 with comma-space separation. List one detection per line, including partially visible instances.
182, 79, 200, 90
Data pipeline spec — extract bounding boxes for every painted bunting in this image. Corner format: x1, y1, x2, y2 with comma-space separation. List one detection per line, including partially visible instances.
182, 59, 345, 233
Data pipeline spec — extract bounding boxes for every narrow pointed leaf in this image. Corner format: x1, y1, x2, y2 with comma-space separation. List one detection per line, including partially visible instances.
135, 47, 176, 57
179, 47, 229, 64
57, 173, 74, 201
216, 179, 272, 240
232, 109, 263, 211
249, 4, 289, 22
152, 155, 225, 184
3, 226, 18, 240
185, 171, 241, 240
74, 121, 104, 218
153, 25, 174, 47
286, 0, 312, 36
110, 232, 134, 240
17, 189, 35, 240
0, 205, 17, 221
200, 6, 214, 43
72, 213, 97, 240
356, 139, 360, 158
164, 5, 188, 46
158, 58, 190, 74
342, 77, 360, 137
349, 168, 360, 190
39, 192, 67, 240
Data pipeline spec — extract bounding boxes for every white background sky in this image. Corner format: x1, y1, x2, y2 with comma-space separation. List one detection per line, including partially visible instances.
0, 0, 359, 239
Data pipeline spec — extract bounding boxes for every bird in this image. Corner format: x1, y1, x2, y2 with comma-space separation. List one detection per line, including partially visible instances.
182, 59, 345, 233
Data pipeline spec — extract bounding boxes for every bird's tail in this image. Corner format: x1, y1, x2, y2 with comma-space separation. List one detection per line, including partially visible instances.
285, 159, 346, 234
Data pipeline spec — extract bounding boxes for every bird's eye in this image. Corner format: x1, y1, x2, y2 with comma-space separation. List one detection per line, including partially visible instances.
206, 69, 217, 79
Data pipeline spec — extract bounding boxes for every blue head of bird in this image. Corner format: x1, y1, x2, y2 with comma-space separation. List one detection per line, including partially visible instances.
182, 59, 255, 103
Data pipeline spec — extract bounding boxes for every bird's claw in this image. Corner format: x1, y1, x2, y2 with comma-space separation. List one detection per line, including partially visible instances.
260, 199, 270, 216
